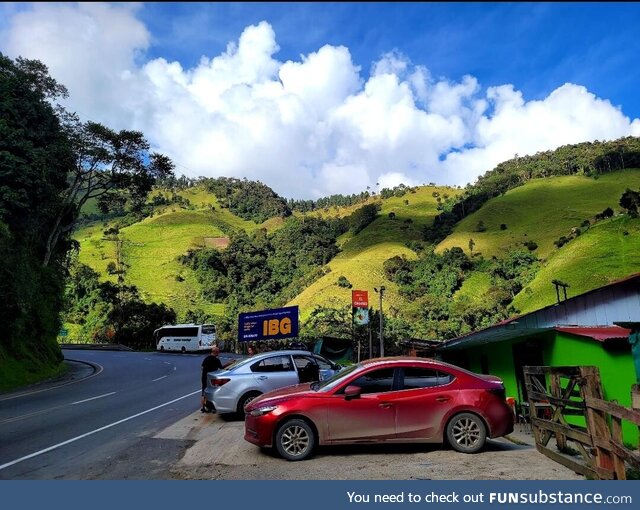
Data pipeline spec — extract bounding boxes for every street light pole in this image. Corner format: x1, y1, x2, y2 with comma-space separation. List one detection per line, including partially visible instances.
374, 286, 385, 357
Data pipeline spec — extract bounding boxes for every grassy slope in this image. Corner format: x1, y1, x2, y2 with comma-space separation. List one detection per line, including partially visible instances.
454, 272, 493, 304
512, 214, 640, 313
436, 170, 640, 259
73, 171, 640, 327
289, 186, 462, 319
74, 187, 261, 318
433, 169, 640, 314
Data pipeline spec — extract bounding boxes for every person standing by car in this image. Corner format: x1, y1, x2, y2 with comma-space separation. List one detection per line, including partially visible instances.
201, 345, 222, 412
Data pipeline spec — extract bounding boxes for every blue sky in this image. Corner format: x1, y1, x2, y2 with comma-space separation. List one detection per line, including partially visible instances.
136, 2, 640, 116
1, 2, 639, 198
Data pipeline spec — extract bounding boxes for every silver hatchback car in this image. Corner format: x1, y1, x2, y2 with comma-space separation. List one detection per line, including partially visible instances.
204, 350, 342, 416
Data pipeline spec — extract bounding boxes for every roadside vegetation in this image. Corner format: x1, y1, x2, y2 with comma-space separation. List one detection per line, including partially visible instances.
0, 54, 175, 389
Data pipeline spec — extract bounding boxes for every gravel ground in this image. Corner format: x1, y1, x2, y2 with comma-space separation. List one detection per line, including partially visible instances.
163, 412, 584, 481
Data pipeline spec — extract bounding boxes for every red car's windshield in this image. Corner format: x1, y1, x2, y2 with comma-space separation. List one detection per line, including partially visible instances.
313, 363, 360, 391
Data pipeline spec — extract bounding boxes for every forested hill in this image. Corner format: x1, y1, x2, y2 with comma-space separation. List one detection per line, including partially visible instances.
69, 136, 640, 350
425, 137, 640, 242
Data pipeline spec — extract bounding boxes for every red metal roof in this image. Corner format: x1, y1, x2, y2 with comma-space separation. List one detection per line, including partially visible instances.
553, 326, 631, 342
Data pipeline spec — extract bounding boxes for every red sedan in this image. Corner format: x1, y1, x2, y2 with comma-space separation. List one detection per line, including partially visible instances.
244, 357, 514, 461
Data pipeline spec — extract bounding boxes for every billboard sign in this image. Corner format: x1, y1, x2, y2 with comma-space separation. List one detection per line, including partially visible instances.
238, 305, 299, 342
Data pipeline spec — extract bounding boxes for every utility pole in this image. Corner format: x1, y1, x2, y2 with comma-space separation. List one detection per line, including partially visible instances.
374, 286, 385, 357
552, 279, 569, 304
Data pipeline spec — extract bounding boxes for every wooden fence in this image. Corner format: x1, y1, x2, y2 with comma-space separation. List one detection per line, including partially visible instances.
524, 366, 640, 480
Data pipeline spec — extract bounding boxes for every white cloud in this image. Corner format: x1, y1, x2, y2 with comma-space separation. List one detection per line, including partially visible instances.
4, 3, 150, 128
2, 4, 639, 198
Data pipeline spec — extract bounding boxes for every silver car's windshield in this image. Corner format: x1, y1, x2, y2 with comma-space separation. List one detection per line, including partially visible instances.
314, 363, 360, 391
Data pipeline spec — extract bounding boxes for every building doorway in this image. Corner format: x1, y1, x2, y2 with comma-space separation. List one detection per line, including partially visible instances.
512, 338, 545, 403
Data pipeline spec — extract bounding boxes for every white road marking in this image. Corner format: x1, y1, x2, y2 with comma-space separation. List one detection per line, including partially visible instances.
0, 391, 117, 425
152, 375, 168, 382
71, 392, 116, 405
0, 389, 201, 471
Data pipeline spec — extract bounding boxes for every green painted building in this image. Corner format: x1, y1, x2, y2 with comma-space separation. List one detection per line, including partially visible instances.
438, 273, 640, 446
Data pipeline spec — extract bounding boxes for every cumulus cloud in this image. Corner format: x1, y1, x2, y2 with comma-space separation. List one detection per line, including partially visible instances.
2, 3, 639, 199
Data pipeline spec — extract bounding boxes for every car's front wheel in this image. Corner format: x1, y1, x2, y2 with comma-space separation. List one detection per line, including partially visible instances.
446, 412, 486, 453
275, 419, 315, 461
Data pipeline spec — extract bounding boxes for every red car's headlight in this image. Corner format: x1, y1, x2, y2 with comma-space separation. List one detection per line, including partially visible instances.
248, 405, 278, 417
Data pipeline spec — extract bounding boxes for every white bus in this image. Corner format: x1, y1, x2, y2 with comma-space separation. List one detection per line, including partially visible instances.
154, 324, 217, 353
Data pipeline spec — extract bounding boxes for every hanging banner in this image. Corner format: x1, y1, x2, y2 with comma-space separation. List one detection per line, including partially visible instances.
352, 290, 369, 325
352, 290, 368, 308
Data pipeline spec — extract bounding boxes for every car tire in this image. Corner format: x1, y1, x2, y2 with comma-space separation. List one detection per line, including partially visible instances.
275, 419, 315, 461
181, 346, 186, 353
446, 412, 487, 453
160, 346, 164, 351
237, 392, 261, 416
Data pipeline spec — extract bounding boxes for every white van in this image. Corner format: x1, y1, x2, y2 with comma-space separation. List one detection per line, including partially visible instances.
154, 324, 217, 353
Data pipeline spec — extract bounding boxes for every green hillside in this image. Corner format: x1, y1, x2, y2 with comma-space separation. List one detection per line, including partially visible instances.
436, 170, 640, 259
512, 214, 640, 313
74, 187, 262, 318
70, 166, 640, 344
290, 186, 461, 319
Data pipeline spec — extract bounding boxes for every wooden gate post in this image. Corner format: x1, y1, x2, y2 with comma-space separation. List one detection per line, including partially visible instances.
550, 372, 567, 451
581, 367, 617, 479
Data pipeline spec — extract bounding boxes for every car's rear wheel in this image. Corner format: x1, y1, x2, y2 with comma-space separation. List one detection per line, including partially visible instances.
446, 412, 486, 453
181, 346, 186, 353
237, 391, 261, 416
275, 419, 315, 461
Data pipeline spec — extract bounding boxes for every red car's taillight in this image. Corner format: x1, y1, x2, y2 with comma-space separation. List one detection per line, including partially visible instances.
211, 378, 230, 386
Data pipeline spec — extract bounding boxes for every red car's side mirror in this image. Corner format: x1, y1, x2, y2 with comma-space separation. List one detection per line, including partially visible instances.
344, 385, 362, 400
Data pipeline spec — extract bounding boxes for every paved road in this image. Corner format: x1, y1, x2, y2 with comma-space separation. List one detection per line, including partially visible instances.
0, 349, 238, 479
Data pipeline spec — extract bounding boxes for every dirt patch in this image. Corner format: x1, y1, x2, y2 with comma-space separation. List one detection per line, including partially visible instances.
166, 413, 585, 480
203, 237, 230, 249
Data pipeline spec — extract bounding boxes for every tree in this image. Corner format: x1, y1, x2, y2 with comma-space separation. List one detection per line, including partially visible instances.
620, 188, 640, 217
468, 238, 475, 254
0, 55, 73, 258
42, 114, 175, 266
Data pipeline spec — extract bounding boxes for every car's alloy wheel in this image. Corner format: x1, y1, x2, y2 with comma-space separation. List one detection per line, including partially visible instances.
237, 392, 261, 416
446, 413, 486, 453
275, 419, 315, 461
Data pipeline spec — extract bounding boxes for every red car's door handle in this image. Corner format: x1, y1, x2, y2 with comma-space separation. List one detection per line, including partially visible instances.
379, 402, 393, 408
435, 396, 451, 402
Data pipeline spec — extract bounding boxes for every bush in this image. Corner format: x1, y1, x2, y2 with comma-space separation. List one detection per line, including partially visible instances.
595, 207, 614, 220
336, 276, 352, 288
523, 241, 538, 251
500, 223, 507, 230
